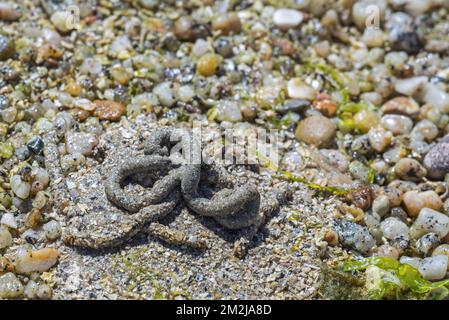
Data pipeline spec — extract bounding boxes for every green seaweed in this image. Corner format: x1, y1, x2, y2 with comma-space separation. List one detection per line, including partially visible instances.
342, 257, 449, 300
256, 150, 352, 196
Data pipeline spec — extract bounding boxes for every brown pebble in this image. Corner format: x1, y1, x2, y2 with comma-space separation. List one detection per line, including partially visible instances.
26, 208, 41, 230
381, 96, 420, 118
402, 190, 443, 217
174, 16, 194, 41
272, 38, 295, 56
295, 115, 336, 147
93, 100, 125, 121
212, 13, 242, 35
346, 185, 373, 211
312, 93, 337, 117
14, 248, 59, 274
323, 229, 339, 246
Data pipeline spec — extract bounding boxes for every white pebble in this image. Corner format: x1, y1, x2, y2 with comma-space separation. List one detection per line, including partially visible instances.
1, 213, 17, 229
153, 82, 175, 107
50, 11, 72, 33
177, 85, 195, 103
394, 76, 428, 96
400, 256, 421, 269
24, 280, 38, 299
419, 255, 448, 281
215, 100, 242, 122
273, 9, 304, 30
423, 83, 449, 113
380, 217, 410, 241
410, 208, 449, 239
10, 175, 31, 199
287, 78, 316, 100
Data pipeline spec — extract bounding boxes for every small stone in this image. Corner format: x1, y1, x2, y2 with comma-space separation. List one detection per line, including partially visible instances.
418, 255, 448, 281
380, 217, 410, 241
410, 208, 449, 240
0, 141, 13, 159
24, 280, 38, 299
65, 131, 98, 156
174, 16, 194, 41
331, 219, 375, 254
372, 195, 390, 217
26, 208, 41, 230
287, 78, 316, 100
432, 244, 449, 261
215, 100, 242, 122
27, 136, 44, 155
394, 158, 427, 181
381, 97, 420, 118
312, 93, 337, 117
368, 127, 392, 153
373, 245, 399, 260
0, 2, 20, 21
0, 273, 23, 299
353, 109, 380, 133
320, 149, 349, 173
93, 100, 125, 121
402, 190, 443, 217
32, 191, 48, 210
36, 283, 52, 300
275, 99, 310, 114
0, 227, 12, 249
381, 114, 413, 135
43, 220, 61, 241
14, 248, 59, 274
273, 9, 304, 30
423, 135, 449, 180
153, 82, 175, 107
0, 35, 15, 61
394, 77, 427, 97
1, 212, 17, 229
197, 54, 220, 77
212, 13, 242, 35
295, 115, 336, 148
416, 233, 440, 256
10, 175, 30, 199
50, 11, 73, 33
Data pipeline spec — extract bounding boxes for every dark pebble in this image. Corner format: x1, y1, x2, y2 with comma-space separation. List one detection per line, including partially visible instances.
27, 136, 45, 155
275, 99, 310, 114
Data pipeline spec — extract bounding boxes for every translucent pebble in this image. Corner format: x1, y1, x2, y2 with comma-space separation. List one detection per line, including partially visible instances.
43, 220, 61, 241
380, 217, 410, 241
418, 255, 448, 281
1, 213, 17, 229
410, 208, 449, 239
0, 227, 12, 249
32, 191, 48, 210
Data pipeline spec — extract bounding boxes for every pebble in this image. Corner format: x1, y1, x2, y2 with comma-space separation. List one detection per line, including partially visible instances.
0, 2, 20, 21
215, 100, 242, 122
273, 9, 304, 30
295, 115, 336, 147
26, 208, 41, 229
312, 93, 337, 118
394, 77, 428, 97
43, 220, 61, 241
432, 244, 449, 261
380, 217, 410, 241
0, 227, 12, 249
320, 149, 349, 173
416, 233, 440, 256
24, 280, 38, 299
381, 97, 420, 118
197, 54, 220, 77
0, 34, 14, 61
36, 283, 52, 299
32, 191, 48, 209
0, 273, 24, 299
411, 120, 439, 142
27, 136, 44, 155
50, 11, 73, 33
372, 195, 390, 217
423, 135, 449, 180
65, 131, 98, 156
331, 218, 375, 254
93, 100, 125, 121
381, 115, 413, 135
373, 245, 399, 260
368, 127, 392, 153
410, 208, 449, 240
287, 79, 316, 100
153, 82, 175, 107
353, 110, 380, 133
14, 248, 59, 274
394, 158, 427, 182
212, 13, 242, 35
1, 212, 17, 229
423, 84, 449, 114
10, 175, 31, 199
418, 255, 448, 281
276, 99, 310, 114
174, 16, 194, 41
402, 190, 443, 217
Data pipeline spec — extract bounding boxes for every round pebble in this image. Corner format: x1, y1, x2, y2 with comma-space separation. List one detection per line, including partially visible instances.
381, 114, 413, 135
394, 158, 427, 182
295, 115, 336, 147
273, 9, 304, 30
402, 190, 443, 217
